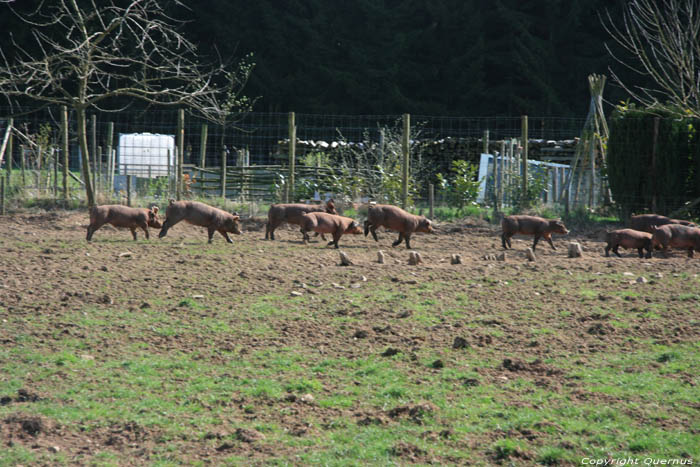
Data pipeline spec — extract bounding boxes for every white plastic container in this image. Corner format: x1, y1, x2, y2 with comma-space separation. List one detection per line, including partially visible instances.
117, 133, 175, 178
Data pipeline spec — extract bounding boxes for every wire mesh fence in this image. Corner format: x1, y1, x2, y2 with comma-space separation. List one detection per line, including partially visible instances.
1, 107, 598, 213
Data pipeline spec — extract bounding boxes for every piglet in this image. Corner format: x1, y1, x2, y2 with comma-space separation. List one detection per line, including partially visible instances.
266, 200, 337, 240
630, 214, 696, 233
364, 204, 433, 249
300, 212, 363, 248
650, 224, 700, 258
501, 215, 569, 251
158, 200, 241, 243
86, 205, 162, 241
604, 229, 652, 258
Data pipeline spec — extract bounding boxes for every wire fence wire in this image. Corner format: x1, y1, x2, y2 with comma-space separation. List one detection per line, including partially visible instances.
1, 108, 591, 209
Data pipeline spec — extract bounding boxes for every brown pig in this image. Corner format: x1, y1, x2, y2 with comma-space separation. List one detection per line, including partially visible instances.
158, 200, 241, 243
604, 229, 652, 258
299, 212, 363, 248
501, 215, 569, 251
86, 205, 162, 241
650, 224, 700, 258
265, 199, 337, 240
630, 214, 696, 233
364, 204, 433, 249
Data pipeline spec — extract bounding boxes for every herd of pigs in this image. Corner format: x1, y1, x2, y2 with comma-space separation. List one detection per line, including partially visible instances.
85, 199, 700, 259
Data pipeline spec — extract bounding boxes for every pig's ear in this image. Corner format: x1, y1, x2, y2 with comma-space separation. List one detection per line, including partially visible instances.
169, 199, 175, 205
152, 206, 159, 214
232, 215, 240, 221
351, 221, 359, 228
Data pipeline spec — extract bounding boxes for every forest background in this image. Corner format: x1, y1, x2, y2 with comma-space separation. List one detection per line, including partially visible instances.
0, 0, 636, 117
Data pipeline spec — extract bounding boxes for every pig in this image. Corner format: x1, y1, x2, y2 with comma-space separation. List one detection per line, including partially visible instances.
265, 199, 337, 240
629, 214, 696, 233
158, 200, 241, 243
363, 204, 433, 249
604, 229, 652, 258
299, 212, 363, 248
501, 215, 569, 251
86, 204, 162, 241
650, 224, 700, 258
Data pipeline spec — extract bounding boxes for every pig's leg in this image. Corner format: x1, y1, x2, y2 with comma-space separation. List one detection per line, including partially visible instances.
688, 248, 694, 258
501, 232, 512, 249
365, 221, 379, 242
129, 227, 138, 241
330, 231, 341, 248
86, 223, 101, 241
158, 216, 181, 238
392, 233, 404, 247
404, 233, 412, 249
265, 222, 271, 240
207, 227, 216, 243
532, 235, 541, 251
613, 245, 622, 257
637, 247, 644, 258
545, 234, 556, 250
138, 221, 150, 240
604, 244, 611, 257
219, 230, 233, 243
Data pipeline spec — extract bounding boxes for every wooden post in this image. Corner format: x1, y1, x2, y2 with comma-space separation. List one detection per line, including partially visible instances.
651, 117, 660, 212
221, 147, 227, 198
126, 169, 131, 207
288, 112, 296, 202
20, 144, 26, 188
53, 147, 58, 198
1, 174, 4, 215
482, 129, 490, 155
61, 107, 69, 202
429, 183, 434, 220
177, 109, 184, 200
105, 121, 114, 195
588, 135, 596, 208
199, 123, 208, 195
110, 149, 116, 194
6, 119, 12, 189
552, 167, 558, 203
199, 123, 208, 168
166, 149, 171, 196
401, 113, 410, 209
497, 140, 505, 210
91, 114, 97, 194
521, 116, 528, 207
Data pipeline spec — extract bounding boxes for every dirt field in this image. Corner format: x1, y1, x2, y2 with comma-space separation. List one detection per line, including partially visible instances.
0, 210, 698, 465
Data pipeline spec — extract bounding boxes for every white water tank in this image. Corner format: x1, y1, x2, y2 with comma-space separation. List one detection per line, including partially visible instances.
118, 133, 175, 178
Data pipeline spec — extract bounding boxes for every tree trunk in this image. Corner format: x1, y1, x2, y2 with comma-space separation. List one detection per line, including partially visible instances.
76, 108, 95, 206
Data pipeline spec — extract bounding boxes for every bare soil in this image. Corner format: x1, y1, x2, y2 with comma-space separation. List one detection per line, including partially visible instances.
0, 210, 698, 465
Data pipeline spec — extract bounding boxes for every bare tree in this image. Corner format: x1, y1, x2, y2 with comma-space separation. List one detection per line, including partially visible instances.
602, 0, 700, 117
0, 0, 253, 205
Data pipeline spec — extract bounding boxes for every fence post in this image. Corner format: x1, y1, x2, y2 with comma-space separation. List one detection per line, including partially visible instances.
20, 143, 26, 188
588, 135, 596, 208
428, 183, 434, 220
221, 146, 227, 199
401, 113, 410, 209
105, 121, 114, 196
53, 147, 58, 198
61, 107, 69, 202
91, 114, 97, 195
651, 117, 659, 212
199, 123, 208, 195
166, 149, 171, 196
483, 129, 490, 154
288, 112, 296, 202
177, 108, 184, 200
126, 169, 131, 207
498, 140, 505, 211
1, 174, 4, 215
521, 115, 528, 207
4, 118, 13, 187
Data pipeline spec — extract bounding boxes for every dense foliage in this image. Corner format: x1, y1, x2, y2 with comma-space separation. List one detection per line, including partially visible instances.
0, 0, 635, 117
607, 106, 700, 216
